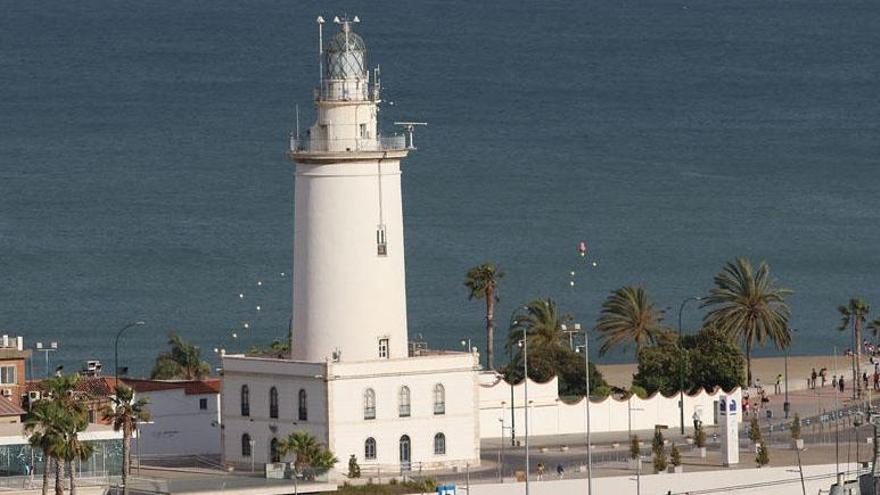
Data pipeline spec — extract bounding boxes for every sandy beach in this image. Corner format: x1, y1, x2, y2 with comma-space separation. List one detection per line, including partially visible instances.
598, 354, 868, 394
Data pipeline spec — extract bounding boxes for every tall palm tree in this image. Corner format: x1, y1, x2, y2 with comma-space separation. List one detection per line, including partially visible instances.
151, 333, 211, 380
838, 298, 871, 398
60, 413, 93, 495
25, 400, 64, 495
594, 286, 667, 356
277, 431, 337, 480
504, 298, 572, 382
465, 262, 505, 370
35, 374, 85, 495
702, 258, 792, 386
102, 384, 150, 495
867, 317, 880, 344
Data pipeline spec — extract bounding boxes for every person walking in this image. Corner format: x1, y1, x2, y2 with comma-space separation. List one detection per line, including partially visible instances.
820, 368, 827, 387
775, 374, 783, 394
839, 376, 845, 393
556, 463, 565, 479
832, 375, 838, 390
537, 462, 544, 481
811, 368, 818, 389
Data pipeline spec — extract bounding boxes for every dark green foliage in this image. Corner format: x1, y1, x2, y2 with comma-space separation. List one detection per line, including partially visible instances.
652, 429, 665, 455
336, 479, 436, 494
630, 435, 640, 460
502, 299, 607, 396
702, 258, 792, 386
465, 262, 504, 370
652, 429, 668, 472
670, 443, 681, 467
628, 385, 648, 399
595, 286, 668, 356
247, 338, 290, 358
151, 333, 211, 380
791, 413, 801, 440
756, 442, 769, 467
694, 422, 706, 448
685, 325, 746, 391
748, 416, 763, 443
633, 331, 690, 396
347, 455, 360, 478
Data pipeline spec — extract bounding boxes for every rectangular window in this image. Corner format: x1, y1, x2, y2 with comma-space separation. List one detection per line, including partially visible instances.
360, 123, 368, 138
199, 398, 208, 410
0, 366, 15, 385
378, 338, 389, 359
376, 225, 387, 256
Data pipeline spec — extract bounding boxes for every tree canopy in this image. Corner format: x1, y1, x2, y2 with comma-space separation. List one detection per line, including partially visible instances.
151, 333, 211, 380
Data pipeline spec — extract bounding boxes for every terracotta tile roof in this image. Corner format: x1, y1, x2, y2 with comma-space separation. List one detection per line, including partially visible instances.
26, 377, 120, 398
121, 378, 221, 395
0, 396, 25, 417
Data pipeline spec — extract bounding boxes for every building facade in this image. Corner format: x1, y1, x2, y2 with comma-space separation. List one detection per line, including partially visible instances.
220, 16, 481, 474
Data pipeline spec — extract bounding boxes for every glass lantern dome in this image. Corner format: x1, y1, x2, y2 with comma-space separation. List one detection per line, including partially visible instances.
325, 24, 367, 80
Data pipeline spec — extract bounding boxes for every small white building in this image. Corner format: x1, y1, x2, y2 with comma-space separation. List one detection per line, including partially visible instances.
124, 378, 222, 457
220, 16, 481, 474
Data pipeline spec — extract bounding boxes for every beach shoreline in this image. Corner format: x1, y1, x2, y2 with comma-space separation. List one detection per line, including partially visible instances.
598, 354, 867, 393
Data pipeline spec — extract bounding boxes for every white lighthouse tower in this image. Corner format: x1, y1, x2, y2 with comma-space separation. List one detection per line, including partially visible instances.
222, 17, 480, 474
288, 16, 410, 363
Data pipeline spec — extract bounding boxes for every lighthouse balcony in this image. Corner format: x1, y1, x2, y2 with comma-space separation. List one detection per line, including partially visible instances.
290, 134, 407, 154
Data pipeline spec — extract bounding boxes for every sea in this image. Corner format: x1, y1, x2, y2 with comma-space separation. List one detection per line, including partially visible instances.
1, 0, 878, 377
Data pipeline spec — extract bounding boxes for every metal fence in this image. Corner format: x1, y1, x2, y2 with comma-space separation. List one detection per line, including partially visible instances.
289, 135, 406, 153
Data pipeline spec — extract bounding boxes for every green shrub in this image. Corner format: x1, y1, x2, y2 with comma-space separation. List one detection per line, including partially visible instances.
670, 443, 681, 467
630, 435, 640, 460
629, 385, 648, 399
748, 416, 763, 443
694, 422, 706, 448
756, 443, 769, 467
791, 413, 801, 440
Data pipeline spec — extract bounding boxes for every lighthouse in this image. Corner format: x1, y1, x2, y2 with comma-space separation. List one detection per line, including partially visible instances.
222, 17, 480, 473
288, 16, 411, 363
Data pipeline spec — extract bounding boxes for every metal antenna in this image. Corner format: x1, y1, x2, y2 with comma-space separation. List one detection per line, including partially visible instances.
295, 104, 300, 139
393, 122, 428, 149
316, 16, 325, 86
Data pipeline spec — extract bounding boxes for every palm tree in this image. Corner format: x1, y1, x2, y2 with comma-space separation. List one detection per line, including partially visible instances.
150, 333, 211, 380
702, 258, 792, 386
867, 317, 880, 345
25, 400, 64, 495
504, 298, 572, 382
838, 298, 871, 398
102, 384, 150, 494
465, 262, 505, 370
60, 413, 93, 495
35, 374, 85, 495
277, 431, 337, 480
594, 286, 667, 356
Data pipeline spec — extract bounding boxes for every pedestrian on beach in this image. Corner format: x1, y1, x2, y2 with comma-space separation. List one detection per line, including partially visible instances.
832, 375, 838, 390
537, 462, 544, 481
839, 376, 845, 393
775, 374, 783, 394
864, 372, 869, 390
755, 377, 762, 391
821, 368, 827, 387
556, 463, 564, 479
873, 372, 878, 391
811, 368, 818, 389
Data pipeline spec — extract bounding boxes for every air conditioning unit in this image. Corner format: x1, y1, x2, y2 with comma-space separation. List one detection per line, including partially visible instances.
1, 389, 13, 398
28, 391, 41, 402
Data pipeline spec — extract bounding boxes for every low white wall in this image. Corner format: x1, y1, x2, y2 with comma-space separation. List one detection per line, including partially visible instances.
469, 463, 860, 495
479, 374, 741, 438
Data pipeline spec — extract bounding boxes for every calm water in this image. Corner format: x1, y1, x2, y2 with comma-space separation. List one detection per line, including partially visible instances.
1, 0, 878, 376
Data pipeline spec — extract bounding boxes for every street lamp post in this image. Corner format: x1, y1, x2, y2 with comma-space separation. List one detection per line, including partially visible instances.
678, 296, 701, 435
115, 321, 146, 382
460, 338, 472, 353
498, 414, 505, 482
575, 323, 593, 495
518, 330, 530, 495
34, 342, 59, 378
508, 306, 527, 447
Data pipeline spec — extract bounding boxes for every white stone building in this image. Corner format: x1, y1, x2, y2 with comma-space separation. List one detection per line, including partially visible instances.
221, 16, 481, 473
123, 378, 222, 457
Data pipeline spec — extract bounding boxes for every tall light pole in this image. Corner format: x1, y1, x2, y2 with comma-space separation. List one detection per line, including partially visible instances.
575, 322, 593, 495
678, 296, 701, 435
508, 305, 527, 447
518, 329, 530, 495
115, 321, 146, 382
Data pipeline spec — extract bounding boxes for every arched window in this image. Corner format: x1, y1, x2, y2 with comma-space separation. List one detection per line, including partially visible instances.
363, 388, 376, 420
433, 433, 446, 455
241, 434, 252, 457
270, 437, 280, 463
240, 385, 250, 416
398, 386, 411, 417
269, 387, 279, 419
364, 437, 377, 460
298, 389, 308, 421
433, 383, 445, 415
399, 435, 411, 467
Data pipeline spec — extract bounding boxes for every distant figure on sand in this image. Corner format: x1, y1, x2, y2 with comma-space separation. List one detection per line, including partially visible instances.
832, 375, 838, 390
775, 374, 783, 394
811, 368, 818, 389
839, 376, 845, 393
820, 368, 827, 387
